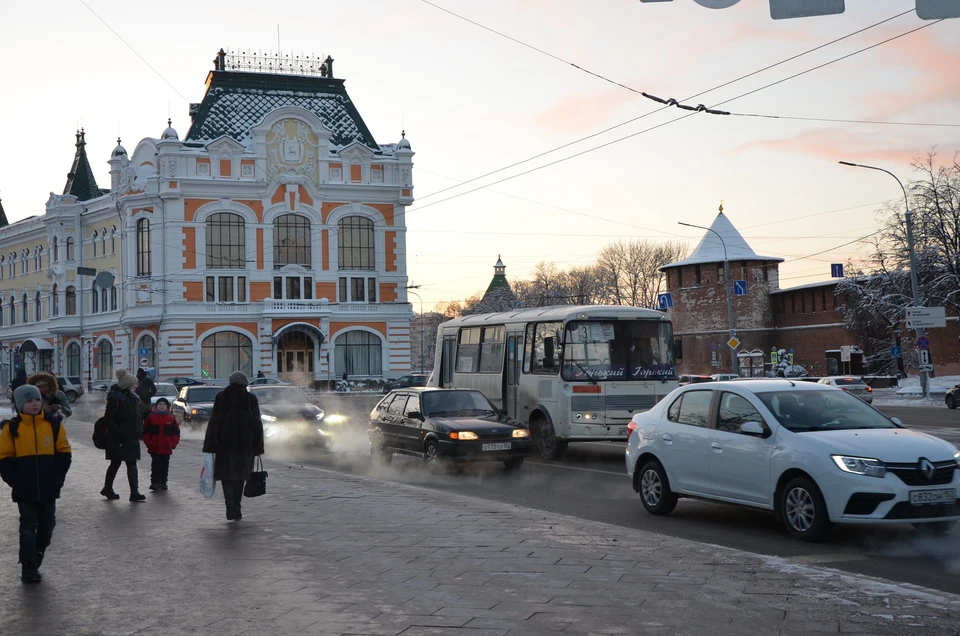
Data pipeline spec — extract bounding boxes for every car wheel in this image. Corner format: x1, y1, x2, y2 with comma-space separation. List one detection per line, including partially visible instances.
65, 390, 79, 403
534, 418, 567, 460
946, 394, 957, 410
370, 431, 393, 465
637, 460, 678, 515
780, 477, 831, 541
424, 440, 442, 474
503, 457, 524, 471
913, 521, 956, 536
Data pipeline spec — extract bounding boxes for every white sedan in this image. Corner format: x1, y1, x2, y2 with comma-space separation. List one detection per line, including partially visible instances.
151, 382, 179, 405
625, 380, 960, 541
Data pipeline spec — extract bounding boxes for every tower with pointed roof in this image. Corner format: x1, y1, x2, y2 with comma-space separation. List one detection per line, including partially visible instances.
0, 192, 8, 227
62, 129, 103, 201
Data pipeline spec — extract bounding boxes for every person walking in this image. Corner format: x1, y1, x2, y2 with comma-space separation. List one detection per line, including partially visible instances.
0, 385, 72, 583
202, 371, 263, 521
101, 369, 146, 502
256, 370, 265, 379
135, 368, 157, 419
10, 368, 26, 393
142, 398, 179, 491
28, 373, 72, 419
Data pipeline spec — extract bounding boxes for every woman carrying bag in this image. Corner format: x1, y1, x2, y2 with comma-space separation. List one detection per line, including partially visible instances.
202, 371, 264, 521
101, 369, 146, 502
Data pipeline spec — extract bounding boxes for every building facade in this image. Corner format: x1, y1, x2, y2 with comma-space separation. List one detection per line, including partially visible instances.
0, 49, 415, 388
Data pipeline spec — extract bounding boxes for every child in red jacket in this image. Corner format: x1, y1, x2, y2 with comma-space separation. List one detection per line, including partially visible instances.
142, 398, 180, 491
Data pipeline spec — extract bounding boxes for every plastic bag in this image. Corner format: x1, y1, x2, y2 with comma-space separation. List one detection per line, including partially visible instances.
200, 453, 216, 498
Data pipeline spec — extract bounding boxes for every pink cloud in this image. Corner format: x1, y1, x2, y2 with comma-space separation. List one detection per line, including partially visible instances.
729, 128, 957, 165
530, 86, 643, 133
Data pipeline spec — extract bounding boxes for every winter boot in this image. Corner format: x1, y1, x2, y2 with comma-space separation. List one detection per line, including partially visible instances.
36, 551, 44, 568
21, 562, 42, 584
160, 483, 168, 491
130, 492, 146, 502
100, 488, 120, 500
226, 506, 237, 521
149, 482, 160, 492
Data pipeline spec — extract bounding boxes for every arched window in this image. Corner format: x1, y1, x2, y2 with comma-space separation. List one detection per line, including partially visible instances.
0, 303, 4, 327
110, 286, 117, 311
110, 226, 116, 254
200, 331, 253, 379
96, 340, 114, 381
206, 213, 245, 268
92, 231, 98, 258
66, 237, 75, 261
138, 334, 156, 369
9, 253, 15, 277
22, 250, 29, 274
0, 255, 4, 280
52, 284, 59, 317
66, 342, 81, 377
65, 286, 76, 316
274, 214, 311, 267
101, 228, 107, 255
91, 283, 99, 314
35, 291, 41, 321
22, 294, 28, 323
334, 330, 382, 377
101, 286, 108, 312
8, 296, 14, 325
34, 248, 41, 271
338, 216, 375, 270
52, 237, 59, 263
136, 218, 151, 275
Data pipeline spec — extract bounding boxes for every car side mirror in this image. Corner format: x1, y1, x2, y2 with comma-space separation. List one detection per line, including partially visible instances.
406, 410, 424, 421
890, 417, 903, 427
740, 421, 767, 437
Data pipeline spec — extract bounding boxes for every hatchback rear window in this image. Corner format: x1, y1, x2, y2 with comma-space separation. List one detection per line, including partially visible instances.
834, 378, 866, 386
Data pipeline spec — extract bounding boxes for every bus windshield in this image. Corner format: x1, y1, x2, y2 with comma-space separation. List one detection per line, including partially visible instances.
561, 320, 676, 381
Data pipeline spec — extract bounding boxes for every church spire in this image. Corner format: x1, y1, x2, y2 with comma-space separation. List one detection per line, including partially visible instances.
0, 191, 8, 227
62, 128, 104, 201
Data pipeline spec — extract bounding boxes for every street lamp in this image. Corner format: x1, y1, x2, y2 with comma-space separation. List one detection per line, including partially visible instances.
678, 220, 738, 376
405, 286, 425, 374
839, 161, 927, 398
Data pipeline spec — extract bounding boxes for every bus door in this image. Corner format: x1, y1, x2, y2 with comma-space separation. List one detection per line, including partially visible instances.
440, 336, 456, 388
504, 334, 522, 419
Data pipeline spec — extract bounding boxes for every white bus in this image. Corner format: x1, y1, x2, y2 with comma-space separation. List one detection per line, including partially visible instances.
428, 305, 680, 458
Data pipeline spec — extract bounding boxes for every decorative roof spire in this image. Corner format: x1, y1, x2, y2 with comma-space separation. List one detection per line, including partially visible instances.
0, 191, 8, 228
62, 128, 103, 201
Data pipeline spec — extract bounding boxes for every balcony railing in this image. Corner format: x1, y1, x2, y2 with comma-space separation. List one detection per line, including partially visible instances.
262, 298, 331, 313
336, 303, 380, 312
204, 303, 252, 313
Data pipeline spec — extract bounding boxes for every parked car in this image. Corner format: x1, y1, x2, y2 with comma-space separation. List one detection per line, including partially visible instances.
249, 386, 329, 446
248, 377, 291, 387
710, 374, 740, 382
164, 376, 207, 391
368, 388, 532, 472
171, 385, 223, 429
946, 385, 959, 410
56, 376, 84, 402
817, 376, 874, 404
626, 380, 960, 541
382, 374, 429, 392
151, 382, 179, 406
678, 375, 712, 386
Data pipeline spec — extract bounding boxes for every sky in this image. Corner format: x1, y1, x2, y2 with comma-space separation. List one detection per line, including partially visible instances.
0, 0, 958, 312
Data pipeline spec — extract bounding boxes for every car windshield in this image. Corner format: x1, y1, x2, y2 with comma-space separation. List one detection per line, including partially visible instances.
155, 384, 178, 396
186, 387, 222, 403
251, 387, 311, 404
561, 319, 676, 381
756, 390, 897, 432
421, 391, 496, 416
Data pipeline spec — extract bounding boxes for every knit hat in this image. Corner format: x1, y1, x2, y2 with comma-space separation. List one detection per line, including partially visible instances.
155, 397, 170, 407
14, 385, 42, 412
115, 368, 137, 391
228, 371, 248, 386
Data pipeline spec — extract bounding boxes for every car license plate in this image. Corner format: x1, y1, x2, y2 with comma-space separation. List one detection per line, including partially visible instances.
482, 442, 511, 451
909, 489, 956, 505
617, 427, 628, 436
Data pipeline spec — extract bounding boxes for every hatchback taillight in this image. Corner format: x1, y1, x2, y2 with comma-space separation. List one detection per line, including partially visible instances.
626, 421, 638, 438
866, 386, 873, 392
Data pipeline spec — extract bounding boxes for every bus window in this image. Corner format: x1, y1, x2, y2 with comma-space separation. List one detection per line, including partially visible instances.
531, 322, 563, 375
478, 326, 505, 373
456, 327, 481, 373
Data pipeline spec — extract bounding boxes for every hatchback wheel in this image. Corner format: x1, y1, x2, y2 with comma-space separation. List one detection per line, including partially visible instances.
946, 394, 957, 410
780, 477, 831, 541
370, 432, 392, 465
424, 440, 442, 474
65, 390, 79, 403
637, 460, 678, 515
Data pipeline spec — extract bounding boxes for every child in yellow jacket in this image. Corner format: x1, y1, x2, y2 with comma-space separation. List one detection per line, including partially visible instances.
0, 385, 72, 583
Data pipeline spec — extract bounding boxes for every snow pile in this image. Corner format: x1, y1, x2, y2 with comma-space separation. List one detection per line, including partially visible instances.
895, 374, 959, 396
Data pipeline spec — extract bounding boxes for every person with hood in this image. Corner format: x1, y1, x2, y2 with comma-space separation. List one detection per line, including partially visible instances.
0, 385, 71, 583
27, 373, 72, 419
202, 371, 264, 521
142, 398, 179, 491
135, 368, 157, 417
10, 368, 26, 393
101, 369, 146, 502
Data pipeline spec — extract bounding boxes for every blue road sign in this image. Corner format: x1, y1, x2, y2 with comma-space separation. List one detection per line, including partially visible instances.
733, 280, 747, 295
789, 348, 795, 353
658, 293, 673, 309
831, 264, 844, 278
139, 347, 150, 357
711, 342, 717, 351
890, 346, 902, 358
916, 335, 930, 350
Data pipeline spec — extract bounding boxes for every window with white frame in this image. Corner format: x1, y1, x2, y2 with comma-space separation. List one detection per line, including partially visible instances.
66, 237, 75, 261
51, 284, 59, 317
52, 237, 58, 262
273, 275, 313, 300
21, 250, 28, 274
110, 286, 117, 311
136, 218, 151, 276
96, 340, 114, 381
7, 297, 14, 326
101, 228, 107, 256
0, 256, 4, 280
92, 283, 99, 314
65, 286, 76, 316
35, 291, 41, 322
205, 275, 247, 303
273, 214, 311, 268
138, 334, 156, 369
92, 231, 98, 258
338, 216, 375, 270
206, 212, 246, 268
338, 276, 377, 303
110, 226, 116, 254
66, 342, 80, 377
21, 294, 28, 323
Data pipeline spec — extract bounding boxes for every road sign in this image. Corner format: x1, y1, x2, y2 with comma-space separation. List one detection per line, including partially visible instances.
919, 350, 933, 372
840, 345, 851, 362
917, 0, 960, 19
830, 263, 844, 278
920, 363, 935, 372
711, 342, 717, 351
890, 346, 902, 358
139, 347, 150, 357
727, 337, 740, 350
139, 357, 149, 368
657, 293, 673, 310
916, 335, 931, 350
733, 280, 747, 296
906, 306, 946, 329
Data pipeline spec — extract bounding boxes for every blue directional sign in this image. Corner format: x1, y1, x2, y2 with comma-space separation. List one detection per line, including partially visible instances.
890, 346, 902, 358
916, 335, 930, 350
139, 347, 150, 357
711, 342, 717, 351
658, 293, 673, 310
733, 280, 747, 296
831, 264, 844, 278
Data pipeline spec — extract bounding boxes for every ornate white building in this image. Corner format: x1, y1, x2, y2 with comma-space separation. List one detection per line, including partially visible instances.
0, 49, 415, 387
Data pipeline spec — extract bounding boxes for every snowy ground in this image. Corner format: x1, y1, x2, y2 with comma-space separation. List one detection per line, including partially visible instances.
871, 374, 958, 408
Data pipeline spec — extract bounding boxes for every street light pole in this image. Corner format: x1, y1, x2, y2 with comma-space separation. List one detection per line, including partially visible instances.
678, 221, 738, 376
405, 286, 425, 374
839, 161, 927, 398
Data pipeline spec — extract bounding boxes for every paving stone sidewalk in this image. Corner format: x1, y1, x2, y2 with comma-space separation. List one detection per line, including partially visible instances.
1, 437, 959, 636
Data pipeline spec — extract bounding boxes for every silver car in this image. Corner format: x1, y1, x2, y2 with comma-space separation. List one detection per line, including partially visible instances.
817, 376, 873, 404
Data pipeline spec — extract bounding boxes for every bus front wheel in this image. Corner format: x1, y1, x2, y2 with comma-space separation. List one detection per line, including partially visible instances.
534, 418, 567, 460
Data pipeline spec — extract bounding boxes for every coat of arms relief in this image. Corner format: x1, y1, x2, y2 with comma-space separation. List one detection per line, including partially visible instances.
266, 118, 317, 183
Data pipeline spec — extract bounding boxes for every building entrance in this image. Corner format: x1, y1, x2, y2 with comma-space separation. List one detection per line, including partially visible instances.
276, 330, 315, 383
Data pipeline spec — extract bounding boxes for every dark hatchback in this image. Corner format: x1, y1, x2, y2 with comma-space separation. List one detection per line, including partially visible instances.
368, 388, 532, 472
249, 386, 330, 446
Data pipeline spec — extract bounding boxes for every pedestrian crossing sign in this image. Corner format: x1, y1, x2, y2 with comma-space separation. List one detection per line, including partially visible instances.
727, 337, 740, 349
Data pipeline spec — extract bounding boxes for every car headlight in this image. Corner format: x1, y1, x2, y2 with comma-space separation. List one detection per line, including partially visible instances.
191, 408, 210, 416
512, 429, 530, 438
261, 414, 277, 422
317, 428, 327, 436
324, 414, 346, 424
315, 411, 325, 421
449, 431, 478, 440
831, 455, 886, 478
954, 451, 959, 469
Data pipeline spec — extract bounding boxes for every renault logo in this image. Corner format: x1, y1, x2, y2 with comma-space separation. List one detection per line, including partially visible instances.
919, 458, 936, 482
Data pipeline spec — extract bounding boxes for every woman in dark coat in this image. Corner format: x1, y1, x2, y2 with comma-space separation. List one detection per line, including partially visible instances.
202, 371, 264, 521
101, 369, 146, 502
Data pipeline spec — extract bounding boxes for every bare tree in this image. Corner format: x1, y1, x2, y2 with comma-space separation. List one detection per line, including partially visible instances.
594, 240, 688, 308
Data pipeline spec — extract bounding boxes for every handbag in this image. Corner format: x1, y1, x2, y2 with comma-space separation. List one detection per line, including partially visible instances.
200, 453, 216, 498
244, 455, 267, 498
